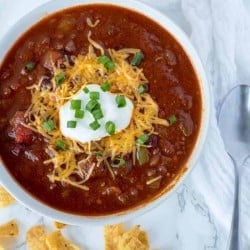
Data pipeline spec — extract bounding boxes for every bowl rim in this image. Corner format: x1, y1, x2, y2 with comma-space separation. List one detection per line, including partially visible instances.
0, 0, 210, 225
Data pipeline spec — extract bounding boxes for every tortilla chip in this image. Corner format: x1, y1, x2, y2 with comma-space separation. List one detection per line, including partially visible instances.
136, 230, 149, 247
54, 221, 66, 229
46, 231, 80, 250
26, 225, 48, 250
0, 220, 19, 237
122, 225, 149, 246
0, 187, 15, 208
117, 236, 148, 250
117, 226, 149, 250
104, 224, 149, 250
104, 224, 125, 250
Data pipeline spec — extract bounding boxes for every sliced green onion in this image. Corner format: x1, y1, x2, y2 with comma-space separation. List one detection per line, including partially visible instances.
86, 100, 100, 112
70, 99, 81, 110
43, 119, 55, 132
168, 115, 177, 125
105, 61, 115, 71
89, 120, 100, 130
98, 55, 110, 65
115, 95, 126, 108
138, 84, 147, 94
25, 61, 35, 71
131, 52, 144, 66
92, 109, 104, 120
101, 81, 111, 92
89, 91, 100, 100
55, 73, 65, 86
98, 55, 115, 71
67, 120, 77, 128
55, 139, 67, 150
136, 134, 149, 145
83, 87, 89, 93
137, 147, 149, 165
75, 109, 84, 119
96, 151, 103, 158
105, 121, 116, 135
112, 158, 126, 167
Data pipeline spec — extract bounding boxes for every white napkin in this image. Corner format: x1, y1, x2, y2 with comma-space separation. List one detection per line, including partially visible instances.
176, 0, 250, 249
0, 0, 249, 249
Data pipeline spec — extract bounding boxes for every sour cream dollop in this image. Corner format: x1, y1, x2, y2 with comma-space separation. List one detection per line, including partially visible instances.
59, 84, 134, 143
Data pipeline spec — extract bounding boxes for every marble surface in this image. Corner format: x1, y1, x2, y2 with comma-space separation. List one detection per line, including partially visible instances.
0, 0, 249, 249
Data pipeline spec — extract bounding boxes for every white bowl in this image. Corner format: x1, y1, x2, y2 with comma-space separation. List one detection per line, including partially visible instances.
0, 0, 210, 225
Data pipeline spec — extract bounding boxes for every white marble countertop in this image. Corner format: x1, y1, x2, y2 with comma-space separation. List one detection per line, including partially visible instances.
0, 0, 250, 249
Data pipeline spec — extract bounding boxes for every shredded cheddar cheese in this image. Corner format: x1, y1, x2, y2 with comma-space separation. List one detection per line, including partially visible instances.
86, 17, 100, 28
25, 32, 168, 190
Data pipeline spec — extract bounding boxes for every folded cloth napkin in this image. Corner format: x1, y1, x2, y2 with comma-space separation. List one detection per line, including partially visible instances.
0, 0, 249, 249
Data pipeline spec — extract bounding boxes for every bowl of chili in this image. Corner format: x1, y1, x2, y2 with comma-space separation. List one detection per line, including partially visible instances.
0, 0, 210, 225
